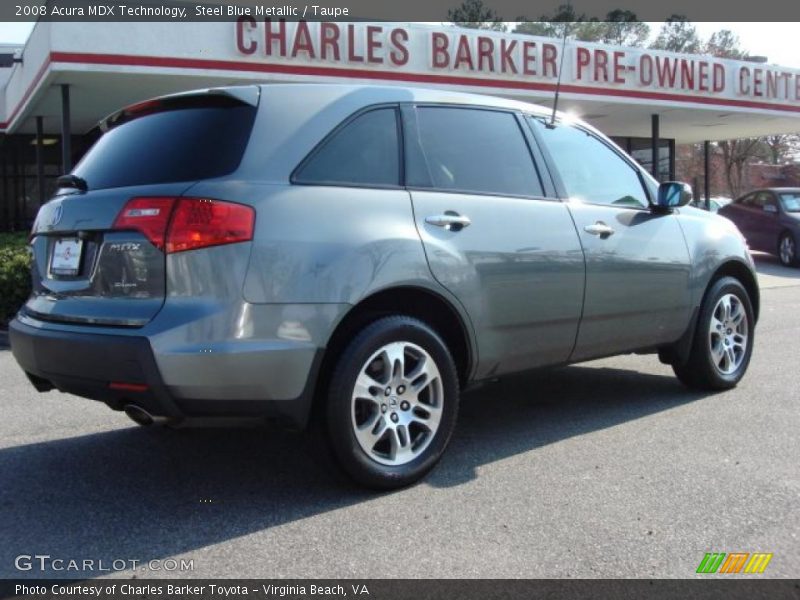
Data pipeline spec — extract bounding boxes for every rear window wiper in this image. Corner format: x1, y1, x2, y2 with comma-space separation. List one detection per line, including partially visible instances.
56, 174, 88, 192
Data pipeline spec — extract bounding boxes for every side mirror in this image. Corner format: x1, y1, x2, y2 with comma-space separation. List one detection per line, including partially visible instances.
655, 181, 693, 211
763, 204, 778, 214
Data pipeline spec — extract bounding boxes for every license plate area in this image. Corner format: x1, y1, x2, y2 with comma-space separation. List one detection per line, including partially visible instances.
50, 238, 84, 277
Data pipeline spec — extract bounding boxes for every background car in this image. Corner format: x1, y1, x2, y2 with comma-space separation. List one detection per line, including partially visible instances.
690, 196, 732, 213
718, 188, 800, 267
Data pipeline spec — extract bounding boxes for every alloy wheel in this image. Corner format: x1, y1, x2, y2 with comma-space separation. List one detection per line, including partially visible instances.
708, 293, 749, 375
779, 235, 796, 266
351, 341, 443, 466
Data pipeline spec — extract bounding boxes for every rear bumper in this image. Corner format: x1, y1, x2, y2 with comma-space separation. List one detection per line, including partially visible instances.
9, 317, 322, 428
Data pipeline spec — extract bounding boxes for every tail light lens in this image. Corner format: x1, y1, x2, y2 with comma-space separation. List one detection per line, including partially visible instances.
112, 197, 176, 250
113, 197, 255, 253
166, 198, 255, 253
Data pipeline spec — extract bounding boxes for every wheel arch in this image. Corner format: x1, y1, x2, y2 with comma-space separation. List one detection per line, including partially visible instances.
709, 259, 760, 322
660, 258, 759, 367
322, 285, 474, 386
307, 285, 475, 427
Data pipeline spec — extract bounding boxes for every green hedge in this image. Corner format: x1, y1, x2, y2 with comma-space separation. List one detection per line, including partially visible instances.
0, 233, 32, 326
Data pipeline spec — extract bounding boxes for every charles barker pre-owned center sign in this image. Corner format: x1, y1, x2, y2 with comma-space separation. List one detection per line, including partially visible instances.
233, 20, 800, 111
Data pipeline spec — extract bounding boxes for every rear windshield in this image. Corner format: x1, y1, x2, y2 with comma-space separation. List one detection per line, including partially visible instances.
72, 97, 256, 190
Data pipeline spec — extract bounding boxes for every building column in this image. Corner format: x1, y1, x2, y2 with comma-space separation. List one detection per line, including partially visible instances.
704, 140, 711, 211
669, 140, 675, 181
651, 114, 660, 180
60, 84, 72, 173
35, 116, 45, 206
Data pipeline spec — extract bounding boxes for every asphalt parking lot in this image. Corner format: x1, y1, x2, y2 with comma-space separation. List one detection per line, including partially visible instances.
0, 253, 798, 579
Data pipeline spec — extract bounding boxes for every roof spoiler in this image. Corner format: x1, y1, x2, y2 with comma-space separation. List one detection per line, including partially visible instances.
98, 85, 260, 132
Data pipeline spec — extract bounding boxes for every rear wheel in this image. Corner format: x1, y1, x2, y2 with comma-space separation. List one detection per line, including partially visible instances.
326, 316, 459, 489
672, 277, 754, 391
778, 232, 797, 267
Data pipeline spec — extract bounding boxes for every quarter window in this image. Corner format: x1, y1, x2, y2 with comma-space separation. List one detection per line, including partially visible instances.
533, 119, 648, 208
410, 107, 543, 197
294, 108, 400, 187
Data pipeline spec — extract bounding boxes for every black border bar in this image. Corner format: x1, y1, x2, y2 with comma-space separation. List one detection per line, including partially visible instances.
2, 580, 800, 600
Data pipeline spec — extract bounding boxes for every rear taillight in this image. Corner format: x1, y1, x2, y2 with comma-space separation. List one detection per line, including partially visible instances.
113, 197, 255, 253
112, 197, 175, 250
166, 198, 255, 253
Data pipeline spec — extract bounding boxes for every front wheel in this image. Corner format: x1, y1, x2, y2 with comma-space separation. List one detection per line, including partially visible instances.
672, 276, 754, 391
326, 316, 459, 489
778, 232, 798, 267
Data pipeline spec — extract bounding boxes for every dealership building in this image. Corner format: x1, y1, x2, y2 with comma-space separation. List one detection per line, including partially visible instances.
1, 19, 800, 230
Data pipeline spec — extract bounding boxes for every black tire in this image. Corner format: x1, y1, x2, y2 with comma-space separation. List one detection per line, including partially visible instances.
326, 316, 459, 489
778, 231, 798, 267
672, 276, 754, 391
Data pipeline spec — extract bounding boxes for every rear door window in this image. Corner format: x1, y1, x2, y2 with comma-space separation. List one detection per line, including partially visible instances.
409, 107, 543, 197
73, 96, 256, 190
293, 108, 401, 187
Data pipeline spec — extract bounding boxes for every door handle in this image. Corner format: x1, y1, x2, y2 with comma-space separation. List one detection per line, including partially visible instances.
584, 222, 615, 238
425, 212, 472, 231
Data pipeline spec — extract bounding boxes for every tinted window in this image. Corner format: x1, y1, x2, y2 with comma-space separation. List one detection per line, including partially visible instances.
295, 108, 400, 186
73, 98, 256, 190
756, 191, 777, 209
411, 107, 543, 197
741, 192, 775, 209
533, 119, 648, 208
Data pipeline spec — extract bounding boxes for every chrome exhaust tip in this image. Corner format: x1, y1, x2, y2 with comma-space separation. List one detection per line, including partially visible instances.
124, 404, 154, 426
123, 404, 160, 426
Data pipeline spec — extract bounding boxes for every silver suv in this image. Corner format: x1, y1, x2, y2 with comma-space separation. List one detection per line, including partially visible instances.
10, 84, 759, 488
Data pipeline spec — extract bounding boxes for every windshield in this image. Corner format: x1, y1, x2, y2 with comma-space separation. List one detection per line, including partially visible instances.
779, 192, 800, 213
72, 97, 256, 191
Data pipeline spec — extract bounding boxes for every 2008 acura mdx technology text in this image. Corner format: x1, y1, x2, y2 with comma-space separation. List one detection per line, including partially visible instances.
10, 84, 759, 488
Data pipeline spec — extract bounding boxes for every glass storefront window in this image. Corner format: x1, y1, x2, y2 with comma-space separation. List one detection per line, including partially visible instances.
611, 136, 675, 183
0, 134, 82, 231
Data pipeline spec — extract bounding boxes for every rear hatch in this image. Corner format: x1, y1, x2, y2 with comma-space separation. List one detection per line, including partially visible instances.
25, 88, 259, 327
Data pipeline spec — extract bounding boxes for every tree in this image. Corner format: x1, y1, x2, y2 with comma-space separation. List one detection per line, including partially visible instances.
718, 138, 763, 198
448, 0, 506, 31
513, 4, 590, 39
650, 16, 702, 53
650, 21, 747, 58
514, 6, 648, 47
677, 143, 729, 199
597, 10, 649, 47
762, 135, 800, 164
705, 29, 746, 59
